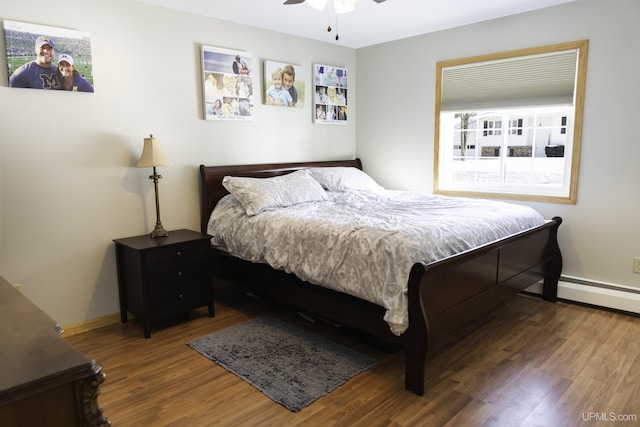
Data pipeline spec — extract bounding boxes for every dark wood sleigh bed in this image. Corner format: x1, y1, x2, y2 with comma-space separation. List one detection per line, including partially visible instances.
198, 158, 563, 396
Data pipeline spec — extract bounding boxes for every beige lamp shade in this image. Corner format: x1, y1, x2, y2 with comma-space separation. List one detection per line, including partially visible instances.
136, 134, 172, 168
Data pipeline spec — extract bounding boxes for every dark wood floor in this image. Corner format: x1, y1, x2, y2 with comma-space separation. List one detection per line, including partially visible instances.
65, 282, 640, 427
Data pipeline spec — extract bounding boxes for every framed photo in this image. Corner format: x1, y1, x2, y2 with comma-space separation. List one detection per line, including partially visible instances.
201, 45, 254, 121
263, 60, 304, 108
4, 20, 94, 92
313, 63, 348, 124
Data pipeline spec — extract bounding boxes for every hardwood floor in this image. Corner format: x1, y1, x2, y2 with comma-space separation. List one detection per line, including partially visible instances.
65, 283, 640, 427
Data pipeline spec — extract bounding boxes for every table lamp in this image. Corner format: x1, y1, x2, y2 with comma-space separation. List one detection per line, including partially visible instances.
136, 134, 171, 238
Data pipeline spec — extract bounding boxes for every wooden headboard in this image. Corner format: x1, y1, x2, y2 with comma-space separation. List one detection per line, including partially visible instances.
198, 158, 363, 234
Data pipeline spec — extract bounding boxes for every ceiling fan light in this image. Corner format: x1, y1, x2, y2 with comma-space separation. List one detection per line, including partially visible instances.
334, 0, 357, 14
306, 0, 327, 11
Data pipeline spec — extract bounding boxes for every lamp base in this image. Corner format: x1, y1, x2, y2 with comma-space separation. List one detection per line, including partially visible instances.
150, 223, 169, 238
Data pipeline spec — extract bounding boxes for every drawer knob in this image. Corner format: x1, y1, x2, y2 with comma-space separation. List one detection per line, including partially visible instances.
176, 251, 182, 256
179, 293, 183, 299
177, 271, 183, 278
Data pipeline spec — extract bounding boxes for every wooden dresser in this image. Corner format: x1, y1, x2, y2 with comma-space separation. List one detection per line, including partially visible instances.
0, 276, 110, 426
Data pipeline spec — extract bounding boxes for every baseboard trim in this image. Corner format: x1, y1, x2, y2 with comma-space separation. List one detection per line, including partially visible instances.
62, 312, 122, 337
526, 275, 640, 315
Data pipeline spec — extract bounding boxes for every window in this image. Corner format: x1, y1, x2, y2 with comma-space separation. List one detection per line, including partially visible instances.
434, 40, 588, 203
509, 118, 523, 135
483, 120, 502, 136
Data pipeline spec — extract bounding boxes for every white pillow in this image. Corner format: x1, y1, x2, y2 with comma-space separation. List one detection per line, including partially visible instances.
222, 169, 328, 216
308, 167, 384, 192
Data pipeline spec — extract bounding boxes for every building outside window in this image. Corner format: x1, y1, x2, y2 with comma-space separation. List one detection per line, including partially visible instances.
444, 107, 571, 189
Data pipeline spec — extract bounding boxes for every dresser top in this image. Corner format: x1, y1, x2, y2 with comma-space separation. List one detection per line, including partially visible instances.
0, 276, 95, 405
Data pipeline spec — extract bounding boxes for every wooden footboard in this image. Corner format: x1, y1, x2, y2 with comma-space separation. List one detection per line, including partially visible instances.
199, 160, 562, 396
404, 217, 562, 395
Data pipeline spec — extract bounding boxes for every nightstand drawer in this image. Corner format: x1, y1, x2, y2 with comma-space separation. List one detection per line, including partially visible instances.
147, 262, 209, 290
148, 272, 210, 315
146, 256, 211, 314
146, 241, 209, 267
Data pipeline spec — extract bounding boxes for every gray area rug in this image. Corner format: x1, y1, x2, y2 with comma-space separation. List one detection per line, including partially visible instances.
187, 316, 377, 412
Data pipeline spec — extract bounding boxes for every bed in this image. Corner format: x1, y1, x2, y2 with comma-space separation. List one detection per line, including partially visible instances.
199, 158, 562, 395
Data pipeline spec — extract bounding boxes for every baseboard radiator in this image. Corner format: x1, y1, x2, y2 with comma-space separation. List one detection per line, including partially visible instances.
526, 275, 640, 316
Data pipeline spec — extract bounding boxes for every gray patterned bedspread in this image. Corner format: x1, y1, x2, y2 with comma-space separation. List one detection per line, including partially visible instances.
207, 190, 545, 335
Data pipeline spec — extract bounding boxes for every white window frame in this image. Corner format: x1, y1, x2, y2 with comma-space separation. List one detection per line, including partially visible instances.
434, 40, 589, 204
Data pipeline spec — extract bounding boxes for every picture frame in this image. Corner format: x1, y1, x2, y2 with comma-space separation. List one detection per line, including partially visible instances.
263, 60, 305, 108
313, 63, 348, 124
4, 20, 94, 92
201, 45, 254, 121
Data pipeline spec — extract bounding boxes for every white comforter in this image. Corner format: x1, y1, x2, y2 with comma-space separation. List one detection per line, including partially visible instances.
207, 190, 545, 335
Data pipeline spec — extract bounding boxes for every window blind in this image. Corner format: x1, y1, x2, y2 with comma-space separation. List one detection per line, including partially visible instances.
440, 49, 578, 111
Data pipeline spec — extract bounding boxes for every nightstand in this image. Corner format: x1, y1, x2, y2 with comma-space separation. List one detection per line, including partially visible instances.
113, 229, 214, 338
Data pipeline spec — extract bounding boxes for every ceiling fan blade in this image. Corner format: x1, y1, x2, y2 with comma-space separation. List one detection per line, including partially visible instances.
372, 0, 387, 3
284, 0, 306, 4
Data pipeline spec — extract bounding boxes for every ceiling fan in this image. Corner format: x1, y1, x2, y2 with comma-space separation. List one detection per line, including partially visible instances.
284, 0, 386, 10
284, 0, 387, 4
284, 0, 387, 40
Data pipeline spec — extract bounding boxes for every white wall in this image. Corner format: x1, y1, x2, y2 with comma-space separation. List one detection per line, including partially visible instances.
2, 0, 638, 327
0, 0, 356, 325
356, 0, 640, 295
